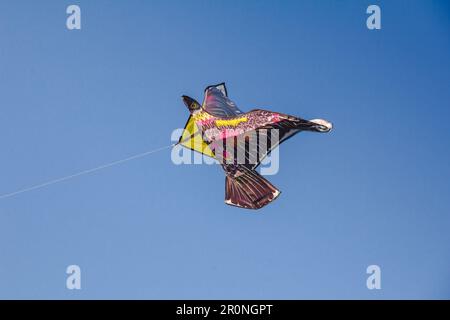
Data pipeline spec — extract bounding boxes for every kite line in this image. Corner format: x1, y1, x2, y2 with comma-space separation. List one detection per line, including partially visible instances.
0, 142, 178, 200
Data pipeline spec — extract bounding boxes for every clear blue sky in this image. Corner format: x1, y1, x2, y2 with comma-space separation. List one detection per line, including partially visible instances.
0, 0, 449, 299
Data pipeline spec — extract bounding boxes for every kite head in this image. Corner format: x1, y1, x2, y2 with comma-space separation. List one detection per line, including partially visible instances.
303, 119, 333, 133
182, 95, 202, 114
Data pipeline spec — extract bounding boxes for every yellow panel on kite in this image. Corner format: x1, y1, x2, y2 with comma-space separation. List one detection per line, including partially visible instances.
179, 116, 215, 158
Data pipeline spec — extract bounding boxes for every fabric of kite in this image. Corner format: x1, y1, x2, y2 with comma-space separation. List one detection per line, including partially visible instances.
178, 116, 215, 158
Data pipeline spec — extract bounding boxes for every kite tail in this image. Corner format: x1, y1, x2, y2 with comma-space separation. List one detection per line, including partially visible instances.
225, 168, 280, 209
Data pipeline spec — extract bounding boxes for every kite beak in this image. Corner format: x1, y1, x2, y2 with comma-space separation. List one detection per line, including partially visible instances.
308, 119, 333, 133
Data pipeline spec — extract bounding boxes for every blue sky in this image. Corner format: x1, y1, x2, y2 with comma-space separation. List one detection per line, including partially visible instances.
0, 0, 449, 299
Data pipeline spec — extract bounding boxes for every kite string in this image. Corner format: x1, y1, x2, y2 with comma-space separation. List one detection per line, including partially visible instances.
0, 142, 178, 200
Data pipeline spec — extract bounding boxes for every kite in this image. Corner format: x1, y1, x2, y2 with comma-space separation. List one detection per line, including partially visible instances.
178, 83, 332, 209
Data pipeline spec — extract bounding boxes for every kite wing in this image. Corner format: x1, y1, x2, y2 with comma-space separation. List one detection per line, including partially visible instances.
178, 83, 244, 158
202, 83, 243, 118
219, 111, 303, 170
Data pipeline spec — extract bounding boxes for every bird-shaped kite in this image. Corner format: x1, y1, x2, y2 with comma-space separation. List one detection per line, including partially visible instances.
178, 83, 332, 209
